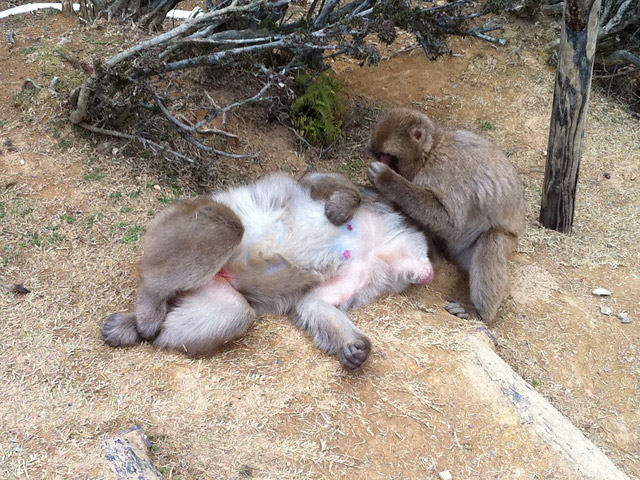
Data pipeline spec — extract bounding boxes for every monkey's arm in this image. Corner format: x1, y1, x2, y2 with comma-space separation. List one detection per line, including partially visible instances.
235, 252, 323, 312
367, 162, 453, 236
299, 172, 362, 226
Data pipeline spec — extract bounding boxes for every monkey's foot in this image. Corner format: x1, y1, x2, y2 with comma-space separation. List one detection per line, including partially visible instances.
340, 338, 371, 370
136, 319, 163, 340
103, 312, 142, 347
445, 301, 480, 321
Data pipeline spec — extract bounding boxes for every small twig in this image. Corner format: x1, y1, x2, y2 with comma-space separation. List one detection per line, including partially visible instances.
154, 94, 260, 159
175, 114, 238, 138
421, 0, 473, 13
77, 122, 197, 162
593, 67, 639, 79
182, 135, 260, 159
459, 27, 507, 46
192, 82, 275, 131
288, 126, 318, 151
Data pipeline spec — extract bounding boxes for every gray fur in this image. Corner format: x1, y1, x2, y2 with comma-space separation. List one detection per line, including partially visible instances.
103, 173, 432, 369
368, 108, 525, 325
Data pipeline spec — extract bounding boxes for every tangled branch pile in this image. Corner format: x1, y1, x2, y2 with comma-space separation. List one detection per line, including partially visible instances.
540, 0, 639, 112
545, 0, 639, 68
68, 0, 508, 161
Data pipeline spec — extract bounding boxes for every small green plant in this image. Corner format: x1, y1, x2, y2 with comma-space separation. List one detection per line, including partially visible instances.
127, 191, 141, 199
0, 120, 9, 127
481, 121, 496, 131
122, 225, 145, 244
21, 207, 35, 217
48, 231, 65, 244
291, 74, 346, 146
110, 191, 123, 201
157, 196, 179, 205
338, 157, 364, 181
86, 212, 104, 227
0, 202, 5, 219
60, 214, 76, 223
27, 232, 43, 247
84, 170, 105, 181
57, 139, 72, 151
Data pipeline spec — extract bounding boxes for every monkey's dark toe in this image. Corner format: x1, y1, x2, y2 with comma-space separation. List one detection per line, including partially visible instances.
445, 301, 475, 320
340, 338, 371, 370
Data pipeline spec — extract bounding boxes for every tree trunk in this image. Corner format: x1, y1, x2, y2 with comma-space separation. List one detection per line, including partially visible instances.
539, 0, 601, 233
61, 0, 75, 15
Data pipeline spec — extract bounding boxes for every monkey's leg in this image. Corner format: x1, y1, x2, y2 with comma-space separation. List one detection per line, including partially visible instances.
290, 296, 371, 369
153, 279, 256, 356
135, 197, 244, 340
367, 162, 453, 237
447, 229, 516, 325
299, 172, 362, 226
388, 255, 435, 286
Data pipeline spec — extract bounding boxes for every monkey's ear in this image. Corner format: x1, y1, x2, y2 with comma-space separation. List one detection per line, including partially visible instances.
409, 125, 428, 145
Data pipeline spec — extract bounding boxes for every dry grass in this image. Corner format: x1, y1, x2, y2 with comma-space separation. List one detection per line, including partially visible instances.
1, 9, 639, 480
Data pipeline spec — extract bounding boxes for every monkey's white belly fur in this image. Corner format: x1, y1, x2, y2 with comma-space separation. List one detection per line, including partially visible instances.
103, 172, 434, 366
211, 174, 431, 313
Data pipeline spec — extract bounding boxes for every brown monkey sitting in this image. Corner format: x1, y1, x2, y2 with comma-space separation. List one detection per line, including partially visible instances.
367, 108, 525, 325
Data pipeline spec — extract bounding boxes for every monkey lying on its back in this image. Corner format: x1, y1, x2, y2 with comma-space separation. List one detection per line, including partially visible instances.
103, 173, 433, 369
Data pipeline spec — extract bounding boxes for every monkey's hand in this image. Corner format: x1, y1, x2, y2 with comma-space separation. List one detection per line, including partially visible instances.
325, 189, 361, 226
367, 161, 397, 188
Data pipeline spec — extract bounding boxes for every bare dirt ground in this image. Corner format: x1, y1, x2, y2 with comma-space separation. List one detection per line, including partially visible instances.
0, 9, 638, 480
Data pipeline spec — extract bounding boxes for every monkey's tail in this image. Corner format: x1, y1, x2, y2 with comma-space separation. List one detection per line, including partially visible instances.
102, 312, 142, 348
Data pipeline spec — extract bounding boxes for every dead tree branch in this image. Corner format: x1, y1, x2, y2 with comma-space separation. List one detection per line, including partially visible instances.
69, 0, 512, 162
544, 0, 639, 74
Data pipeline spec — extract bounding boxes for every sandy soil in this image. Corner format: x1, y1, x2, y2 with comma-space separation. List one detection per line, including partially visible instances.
0, 8, 638, 480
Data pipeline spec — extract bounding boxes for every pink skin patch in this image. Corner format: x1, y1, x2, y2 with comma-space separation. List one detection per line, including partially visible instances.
415, 268, 435, 285
379, 154, 392, 165
216, 269, 231, 280
343, 250, 351, 260
347, 224, 353, 231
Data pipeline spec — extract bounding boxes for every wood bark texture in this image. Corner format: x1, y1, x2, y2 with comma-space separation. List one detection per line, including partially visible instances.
539, 0, 601, 233
469, 334, 630, 480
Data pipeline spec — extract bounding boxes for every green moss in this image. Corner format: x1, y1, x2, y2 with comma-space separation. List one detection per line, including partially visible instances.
481, 121, 496, 131
291, 74, 346, 146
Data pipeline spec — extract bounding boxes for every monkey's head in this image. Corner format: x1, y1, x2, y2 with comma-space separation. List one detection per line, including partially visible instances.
368, 108, 438, 181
